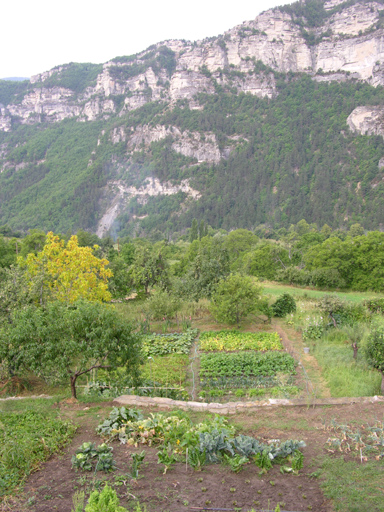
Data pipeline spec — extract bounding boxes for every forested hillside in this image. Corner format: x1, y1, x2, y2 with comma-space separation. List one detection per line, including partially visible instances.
2, 0, 384, 237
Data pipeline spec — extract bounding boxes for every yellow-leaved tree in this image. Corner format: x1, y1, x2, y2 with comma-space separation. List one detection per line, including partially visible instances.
19, 232, 112, 303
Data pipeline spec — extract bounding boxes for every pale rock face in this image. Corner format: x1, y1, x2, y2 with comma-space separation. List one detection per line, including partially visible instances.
4, 1, 384, 133
30, 66, 65, 84
326, 3, 379, 36
314, 34, 384, 79
94, 67, 126, 97
7, 87, 81, 123
347, 106, 384, 137
214, 71, 276, 98
125, 124, 223, 163
0, 107, 11, 132
82, 98, 115, 121
96, 177, 200, 237
169, 71, 214, 100
111, 126, 127, 144
324, 0, 345, 10
172, 132, 221, 163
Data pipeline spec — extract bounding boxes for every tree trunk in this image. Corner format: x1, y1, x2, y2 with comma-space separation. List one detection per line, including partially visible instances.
329, 313, 337, 328
352, 342, 358, 360
70, 375, 78, 399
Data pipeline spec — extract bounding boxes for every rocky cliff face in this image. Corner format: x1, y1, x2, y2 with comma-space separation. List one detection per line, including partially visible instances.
2, 1, 384, 132
347, 105, 384, 137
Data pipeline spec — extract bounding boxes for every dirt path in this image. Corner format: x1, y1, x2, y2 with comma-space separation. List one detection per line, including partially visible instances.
273, 320, 331, 399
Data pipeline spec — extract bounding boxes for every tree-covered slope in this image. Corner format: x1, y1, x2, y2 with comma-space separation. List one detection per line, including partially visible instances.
1, 1, 384, 237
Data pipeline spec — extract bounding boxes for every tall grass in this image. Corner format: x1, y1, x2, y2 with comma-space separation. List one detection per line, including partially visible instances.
312, 338, 381, 397
263, 281, 383, 303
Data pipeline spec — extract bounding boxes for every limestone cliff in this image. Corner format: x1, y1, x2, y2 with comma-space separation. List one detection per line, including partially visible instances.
2, 1, 384, 131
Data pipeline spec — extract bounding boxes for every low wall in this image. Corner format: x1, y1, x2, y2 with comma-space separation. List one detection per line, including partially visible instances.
113, 394, 384, 414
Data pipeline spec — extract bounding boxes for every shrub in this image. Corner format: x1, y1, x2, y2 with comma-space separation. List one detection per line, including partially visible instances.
365, 327, 384, 393
271, 293, 296, 317
302, 318, 324, 341
141, 289, 181, 320
209, 274, 263, 325
364, 298, 384, 315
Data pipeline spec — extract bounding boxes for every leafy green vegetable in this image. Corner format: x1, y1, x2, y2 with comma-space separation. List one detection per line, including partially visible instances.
200, 351, 296, 378
200, 330, 282, 351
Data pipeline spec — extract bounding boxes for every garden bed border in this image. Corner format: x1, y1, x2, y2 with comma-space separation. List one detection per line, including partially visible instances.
114, 394, 384, 414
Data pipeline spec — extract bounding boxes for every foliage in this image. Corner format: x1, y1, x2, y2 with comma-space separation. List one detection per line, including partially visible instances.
99, 409, 305, 474
271, 293, 296, 317
365, 298, 384, 314
130, 450, 146, 479
199, 330, 282, 352
85, 484, 128, 512
0, 300, 142, 398
96, 407, 144, 436
199, 351, 297, 378
365, 327, 384, 391
72, 442, 116, 473
302, 317, 324, 341
139, 354, 188, 385
129, 246, 169, 296
19, 232, 112, 303
175, 238, 230, 301
0, 79, 29, 106
36, 63, 103, 94
0, 411, 76, 496
323, 419, 384, 460
140, 329, 197, 356
209, 274, 263, 325
140, 289, 181, 320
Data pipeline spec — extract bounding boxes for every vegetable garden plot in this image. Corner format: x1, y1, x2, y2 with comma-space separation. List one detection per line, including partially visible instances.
200, 330, 283, 352
199, 351, 296, 378
198, 349, 299, 400
141, 328, 197, 356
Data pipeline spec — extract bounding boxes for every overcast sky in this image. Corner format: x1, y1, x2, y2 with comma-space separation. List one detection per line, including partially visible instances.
1, 0, 291, 79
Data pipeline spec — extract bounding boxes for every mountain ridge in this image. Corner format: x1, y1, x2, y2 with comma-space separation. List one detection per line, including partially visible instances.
1, 0, 384, 238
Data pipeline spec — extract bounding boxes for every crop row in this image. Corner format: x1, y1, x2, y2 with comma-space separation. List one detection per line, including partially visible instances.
141, 328, 197, 356
199, 351, 296, 378
200, 330, 282, 352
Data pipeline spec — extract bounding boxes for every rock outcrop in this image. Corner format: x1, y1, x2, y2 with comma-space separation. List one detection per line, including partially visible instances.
96, 178, 200, 237
347, 106, 384, 137
3, 2, 384, 131
121, 124, 224, 163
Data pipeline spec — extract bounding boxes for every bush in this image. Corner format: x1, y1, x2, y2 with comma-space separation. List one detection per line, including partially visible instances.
302, 318, 324, 341
365, 327, 384, 393
209, 274, 262, 325
271, 293, 296, 317
141, 289, 181, 320
364, 298, 384, 315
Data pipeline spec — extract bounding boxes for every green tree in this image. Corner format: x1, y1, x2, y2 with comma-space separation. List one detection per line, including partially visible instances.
20, 229, 46, 257
349, 223, 365, 237
190, 219, 198, 243
365, 327, 384, 394
176, 237, 229, 300
0, 300, 142, 398
209, 274, 263, 325
129, 246, 169, 295
224, 229, 259, 258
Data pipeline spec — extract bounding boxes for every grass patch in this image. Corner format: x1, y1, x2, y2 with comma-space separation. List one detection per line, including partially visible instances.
0, 410, 76, 496
319, 456, 384, 512
140, 354, 189, 385
263, 282, 383, 303
313, 342, 381, 397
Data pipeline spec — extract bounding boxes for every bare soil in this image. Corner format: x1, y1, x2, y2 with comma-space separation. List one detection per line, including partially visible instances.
12, 399, 384, 512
